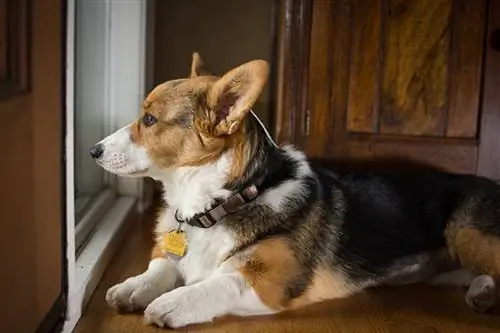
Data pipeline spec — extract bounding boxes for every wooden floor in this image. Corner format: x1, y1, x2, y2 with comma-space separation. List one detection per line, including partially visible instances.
75, 203, 500, 333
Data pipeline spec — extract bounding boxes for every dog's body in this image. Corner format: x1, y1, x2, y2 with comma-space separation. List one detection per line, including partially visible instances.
92, 54, 500, 328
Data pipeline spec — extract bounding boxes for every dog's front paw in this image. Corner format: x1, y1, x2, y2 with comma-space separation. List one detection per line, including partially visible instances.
106, 275, 171, 312
144, 287, 212, 328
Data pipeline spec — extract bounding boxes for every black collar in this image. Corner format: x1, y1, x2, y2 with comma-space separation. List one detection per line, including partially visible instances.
174, 183, 260, 228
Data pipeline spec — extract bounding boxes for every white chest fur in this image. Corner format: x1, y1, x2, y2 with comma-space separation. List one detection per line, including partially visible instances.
151, 152, 238, 285
178, 224, 236, 285
156, 208, 237, 285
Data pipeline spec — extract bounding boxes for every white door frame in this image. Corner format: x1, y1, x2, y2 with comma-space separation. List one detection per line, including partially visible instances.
63, 0, 155, 331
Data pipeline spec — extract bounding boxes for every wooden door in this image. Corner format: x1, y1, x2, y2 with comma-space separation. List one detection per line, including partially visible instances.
0, 0, 65, 332
275, 0, 500, 177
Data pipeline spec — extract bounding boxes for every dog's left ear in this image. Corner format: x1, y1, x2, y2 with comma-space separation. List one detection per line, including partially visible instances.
190, 52, 212, 77
207, 60, 269, 136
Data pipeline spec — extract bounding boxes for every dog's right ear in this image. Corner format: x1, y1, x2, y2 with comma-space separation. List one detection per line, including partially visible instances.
190, 52, 212, 77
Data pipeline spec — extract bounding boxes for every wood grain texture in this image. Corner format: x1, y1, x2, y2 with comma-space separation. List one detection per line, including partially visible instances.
446, 0, 486, 138
306, 0, 335, 157
75, 193, 500, 333
381, 0, 451, 136
347, 0, 382, 134
286, 0, 495, 178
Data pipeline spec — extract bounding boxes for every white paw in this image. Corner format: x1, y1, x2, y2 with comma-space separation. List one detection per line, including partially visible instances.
465, 275, 497, 313
144, 286, 214, 328
106, 275, 173, 312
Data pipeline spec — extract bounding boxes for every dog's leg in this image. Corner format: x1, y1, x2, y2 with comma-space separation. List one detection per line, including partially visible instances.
106, 257, 177, 311
144, 272, 274, 328
430, 268, 477, 287
429, 268, 497, 311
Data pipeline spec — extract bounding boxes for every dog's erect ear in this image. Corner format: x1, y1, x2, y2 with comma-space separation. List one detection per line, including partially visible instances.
206, 60, 269, 136
190, 52, 212, 77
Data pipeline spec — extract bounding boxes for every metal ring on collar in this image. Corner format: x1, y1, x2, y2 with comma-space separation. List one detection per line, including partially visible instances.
174, 210, 185, 223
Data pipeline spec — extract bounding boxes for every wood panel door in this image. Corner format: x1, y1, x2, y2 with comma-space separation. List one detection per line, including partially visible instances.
0, 0, 65, 332
275, 0, 500, 177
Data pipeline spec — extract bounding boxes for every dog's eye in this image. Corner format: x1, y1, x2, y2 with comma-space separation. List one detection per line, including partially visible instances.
142, 114, 157, 127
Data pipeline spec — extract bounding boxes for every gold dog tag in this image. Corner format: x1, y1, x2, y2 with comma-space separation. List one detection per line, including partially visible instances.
163, 230, 187, 257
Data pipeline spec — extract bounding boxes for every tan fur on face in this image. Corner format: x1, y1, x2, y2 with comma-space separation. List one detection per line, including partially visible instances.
130, 78, 227, 169
129, 53, 269, 172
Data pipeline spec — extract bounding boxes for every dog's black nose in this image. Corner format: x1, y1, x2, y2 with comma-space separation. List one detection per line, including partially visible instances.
89, 144, 104, 159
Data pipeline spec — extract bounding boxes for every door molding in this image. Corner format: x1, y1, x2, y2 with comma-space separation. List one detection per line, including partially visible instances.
273, 0, 312, 146
478, 0, 500, 180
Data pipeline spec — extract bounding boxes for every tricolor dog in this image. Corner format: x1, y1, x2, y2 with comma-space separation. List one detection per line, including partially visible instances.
90, 53, 500, 328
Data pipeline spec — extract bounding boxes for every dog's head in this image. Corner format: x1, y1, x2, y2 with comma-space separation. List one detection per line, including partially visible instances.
89, 53, 269, 178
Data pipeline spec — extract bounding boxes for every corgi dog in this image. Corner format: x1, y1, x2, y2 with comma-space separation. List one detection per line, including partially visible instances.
90, 53, 500, 328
